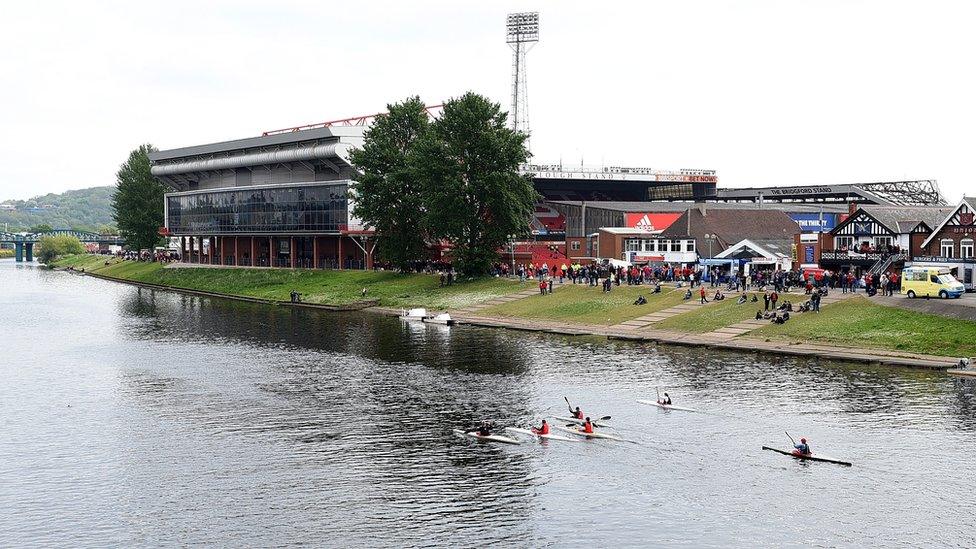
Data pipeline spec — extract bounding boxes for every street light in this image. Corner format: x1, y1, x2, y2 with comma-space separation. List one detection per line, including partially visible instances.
508, 234, 518, 276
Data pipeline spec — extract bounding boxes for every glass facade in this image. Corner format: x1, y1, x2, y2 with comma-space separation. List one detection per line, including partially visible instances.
167, 183, 349, 234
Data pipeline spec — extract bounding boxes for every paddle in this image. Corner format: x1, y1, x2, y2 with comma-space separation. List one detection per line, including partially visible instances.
786, 431, 796, 446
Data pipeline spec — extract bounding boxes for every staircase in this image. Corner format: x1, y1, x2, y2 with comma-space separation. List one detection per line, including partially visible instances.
869, 253, 906, 275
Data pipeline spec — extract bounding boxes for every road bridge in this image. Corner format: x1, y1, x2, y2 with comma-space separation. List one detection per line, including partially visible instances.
0, 230, 124, 262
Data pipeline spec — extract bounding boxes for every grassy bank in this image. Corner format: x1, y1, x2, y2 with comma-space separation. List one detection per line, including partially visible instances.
754, 296, 976, 358
476, 283, 686, 326
53, 254, 524, 309
654, 292, 768, 333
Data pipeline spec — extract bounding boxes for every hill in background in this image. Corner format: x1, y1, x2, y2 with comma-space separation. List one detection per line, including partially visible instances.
0, 186, 116, 233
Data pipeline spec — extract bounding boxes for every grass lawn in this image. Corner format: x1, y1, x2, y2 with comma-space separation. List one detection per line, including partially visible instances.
654, 291, 770, 332
753, 296, 976, 358
52, 254, 524, 309
476, 283, 687, 326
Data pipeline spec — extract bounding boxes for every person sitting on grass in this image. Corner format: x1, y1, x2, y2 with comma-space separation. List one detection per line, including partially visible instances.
714, 289, 725, 301
683, 288, 693, 300
737, 293, 747, 305
634, 294, 647, 306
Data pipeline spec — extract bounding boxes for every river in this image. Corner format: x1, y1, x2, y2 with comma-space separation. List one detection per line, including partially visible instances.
1, 259, 974, 547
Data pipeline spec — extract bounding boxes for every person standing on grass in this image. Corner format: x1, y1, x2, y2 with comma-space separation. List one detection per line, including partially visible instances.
770, 290, 779, 310
812, 290, 822, 312
539, 279, 547, 295
763, 290, 770, 311
700, 286, 708, 304
547, 278, 553, 294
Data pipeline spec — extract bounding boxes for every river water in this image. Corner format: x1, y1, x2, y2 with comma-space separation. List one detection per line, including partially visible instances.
1, 259, 974, 547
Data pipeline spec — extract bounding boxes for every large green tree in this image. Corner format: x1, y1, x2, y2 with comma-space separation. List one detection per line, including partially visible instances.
36, 234, 84, 264
416, 92, 537, 276
349, 97, 432, 270
112, 144, 164, 250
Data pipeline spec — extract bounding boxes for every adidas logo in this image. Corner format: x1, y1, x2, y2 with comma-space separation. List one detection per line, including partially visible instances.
634, 214, 655, 231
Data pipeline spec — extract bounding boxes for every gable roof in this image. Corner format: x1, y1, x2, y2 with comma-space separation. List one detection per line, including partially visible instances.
860, 205, 955, 235
659, 208, 800, 255
715, 238, 794, 260
921, 196, 976, 248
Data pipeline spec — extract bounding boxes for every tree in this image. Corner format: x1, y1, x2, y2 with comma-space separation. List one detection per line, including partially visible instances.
29, 223, 54, 233
112, 144, 164, 251
415, 92, 537, 276
349, 97, 433, 270
36, 234, 85, 264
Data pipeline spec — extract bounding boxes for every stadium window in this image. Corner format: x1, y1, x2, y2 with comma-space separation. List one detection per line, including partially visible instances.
835, 236, 854, 250
962, 239, 974, 258
686, 239, 695, 252
941, 239, 954, 258
570, 241, 580, 251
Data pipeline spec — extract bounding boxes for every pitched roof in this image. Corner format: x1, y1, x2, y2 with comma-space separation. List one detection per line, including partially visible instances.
921, 196, 976, 248
858, 205, 955, 234
659, 207, 800, 254
715, 237, 794, 260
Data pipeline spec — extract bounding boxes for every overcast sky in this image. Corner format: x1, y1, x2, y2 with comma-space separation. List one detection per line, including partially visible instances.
1, 1, 973, 201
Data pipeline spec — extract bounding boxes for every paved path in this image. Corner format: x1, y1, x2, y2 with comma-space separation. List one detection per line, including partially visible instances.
612, 293, 722, 331
704, 291, 855, 341
872, 292, 976, 322
454, 284, 551, 314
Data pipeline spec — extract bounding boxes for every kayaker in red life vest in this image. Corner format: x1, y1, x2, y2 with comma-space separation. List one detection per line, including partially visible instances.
531, 419, 550, 435
793, 438, 811, 456
569, 405, 583, 419
580, 417, 594, 434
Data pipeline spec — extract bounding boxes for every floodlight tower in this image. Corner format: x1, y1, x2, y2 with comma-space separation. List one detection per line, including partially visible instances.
506, 12, 539, 149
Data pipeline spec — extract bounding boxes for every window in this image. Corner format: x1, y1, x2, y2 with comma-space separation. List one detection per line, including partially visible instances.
686, 239, 695, 252
961, 239, 974, 259
941, 239, 954, 258
625, 239, 642, 252
835, 236, 854, 250
570, 241, 581, 251
874, 236, 893, 249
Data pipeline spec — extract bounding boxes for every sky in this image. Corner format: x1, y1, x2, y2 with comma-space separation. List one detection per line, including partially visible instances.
0, 0, 973, 202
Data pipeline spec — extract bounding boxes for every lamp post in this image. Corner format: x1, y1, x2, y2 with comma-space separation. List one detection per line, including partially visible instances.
508, 234, 517, 276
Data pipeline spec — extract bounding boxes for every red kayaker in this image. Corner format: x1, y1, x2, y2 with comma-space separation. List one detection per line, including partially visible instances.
580, 417, 594, 434
531, 419, 550, 435
569, 405, 583, 419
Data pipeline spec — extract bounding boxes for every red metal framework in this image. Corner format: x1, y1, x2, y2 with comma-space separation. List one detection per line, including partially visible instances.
262, 104, 444, 136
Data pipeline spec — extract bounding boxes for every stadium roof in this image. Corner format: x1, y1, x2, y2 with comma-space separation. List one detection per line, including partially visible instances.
546, 200, 850, 214
715, 180, 945, 206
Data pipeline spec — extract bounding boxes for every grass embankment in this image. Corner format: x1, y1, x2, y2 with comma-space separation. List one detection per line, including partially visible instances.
53, 254, 523, 309
754, 296, 976, 358
477, 283, 686, 326
654, 292, 769, 333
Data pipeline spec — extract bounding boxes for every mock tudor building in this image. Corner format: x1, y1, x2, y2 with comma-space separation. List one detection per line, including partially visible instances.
815, 204, 953, 276
915, 196, 976, 289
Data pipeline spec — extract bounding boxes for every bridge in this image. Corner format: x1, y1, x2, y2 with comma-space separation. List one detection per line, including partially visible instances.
0, 230, 125, 262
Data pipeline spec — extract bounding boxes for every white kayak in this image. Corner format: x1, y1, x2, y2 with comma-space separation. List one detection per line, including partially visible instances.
553, 416, 609, 428
636, 399, 698, 413
551, 424, 637, 444
505, 427, 580, 442
453, 429, 521, 445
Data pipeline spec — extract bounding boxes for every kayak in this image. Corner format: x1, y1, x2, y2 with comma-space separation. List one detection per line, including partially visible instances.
453, 429, 521, 445
761, 446, 852, 467
551, 424, 637, 444
553, 416, 609, 428
505, 427, 579, 442
636, 399, 698, 413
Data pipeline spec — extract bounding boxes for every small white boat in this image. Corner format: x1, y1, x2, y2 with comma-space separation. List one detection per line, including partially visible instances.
453, 429, 521, 445
400, 307, 427, 321
505, 427, 579, 442
422, 312, 455, 326
636, 399, 698, 413
551, 424, 637, 444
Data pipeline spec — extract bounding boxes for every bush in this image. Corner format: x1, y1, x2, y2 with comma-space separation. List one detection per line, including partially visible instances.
36, 235, 85, 264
